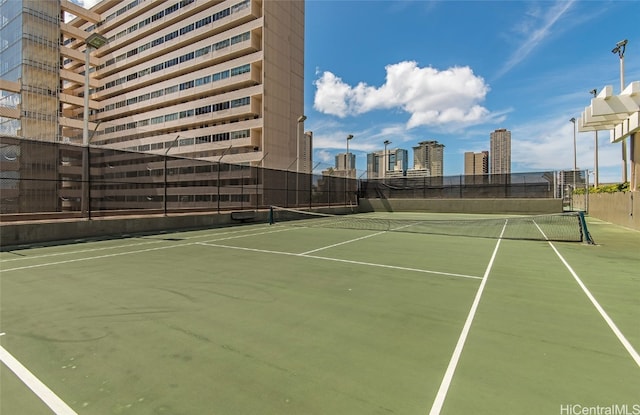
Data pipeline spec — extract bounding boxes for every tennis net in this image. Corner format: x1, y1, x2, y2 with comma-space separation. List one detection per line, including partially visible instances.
268, 206, 594, 243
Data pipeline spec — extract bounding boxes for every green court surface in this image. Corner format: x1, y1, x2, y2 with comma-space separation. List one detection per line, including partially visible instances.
1, 213, 638, 415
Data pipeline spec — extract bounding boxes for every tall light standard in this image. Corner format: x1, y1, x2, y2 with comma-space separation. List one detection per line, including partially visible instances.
570, 117, 577, 193
612, 39, 628, 183
346, 134, 354, 175
296, 115, 306, 173
346, 134, 353, 205
83, 33, 107, 147
82, 33, 108, 217
296, 115, 306, 207
383, 140, 391, 179
590, 89, 599, 187
217, 145, 233, 213
164, 135, 180, 215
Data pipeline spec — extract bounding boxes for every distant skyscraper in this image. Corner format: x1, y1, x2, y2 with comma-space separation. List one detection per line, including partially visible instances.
464, 151, 489, 175
301, 131, 313, 173
413, 141, 445, 177
490, 129, 511, 174
335, 152, 356, 177
366, 147, 408, 178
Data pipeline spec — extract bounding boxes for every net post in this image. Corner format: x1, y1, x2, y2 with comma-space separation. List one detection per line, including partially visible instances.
268, 206, 274, 225
578, 211, 595, 244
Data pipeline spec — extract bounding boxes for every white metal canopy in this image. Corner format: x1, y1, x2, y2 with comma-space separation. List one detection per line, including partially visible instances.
578, 81, 640, 143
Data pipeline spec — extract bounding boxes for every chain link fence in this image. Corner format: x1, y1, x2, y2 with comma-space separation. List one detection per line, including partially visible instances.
1, 136, 584, 219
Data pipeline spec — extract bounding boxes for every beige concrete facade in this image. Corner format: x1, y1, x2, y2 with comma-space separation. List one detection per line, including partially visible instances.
490, 128, 511, 174
413, 140, 444, 176
1, 0, 305, 171
464, 151, 488, 175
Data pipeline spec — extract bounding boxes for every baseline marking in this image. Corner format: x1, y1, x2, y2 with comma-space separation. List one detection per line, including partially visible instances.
428, 220, 508, 415
0, 227, 292, 273
0, 344, 77, 415
0, 225, 273, 263
534, 224, 640, 368
196, 242, 482, 280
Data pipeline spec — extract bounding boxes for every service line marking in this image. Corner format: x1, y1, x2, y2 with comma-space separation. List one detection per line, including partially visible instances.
428, 220, 508, 415
0, 344, 77, 414
196, 242, 482, 281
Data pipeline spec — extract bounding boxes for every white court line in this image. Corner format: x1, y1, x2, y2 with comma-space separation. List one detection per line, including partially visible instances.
0, 243, 191, 273
0, 227, 291, 273
0, 344, 77, 415
0, 225, 272, 263
196, 242, 482, 280
300, 230, 387, 255
428, 220, 508, 415
534, 224, 640, 368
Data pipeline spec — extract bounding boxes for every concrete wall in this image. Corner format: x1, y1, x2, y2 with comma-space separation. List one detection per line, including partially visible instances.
573, 192, 639, 231
358, 198, 563, 214
0, 211, 270, 249
0, 199, 563, 249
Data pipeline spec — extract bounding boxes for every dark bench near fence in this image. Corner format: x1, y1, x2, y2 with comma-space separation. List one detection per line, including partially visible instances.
230, 210, 257, 222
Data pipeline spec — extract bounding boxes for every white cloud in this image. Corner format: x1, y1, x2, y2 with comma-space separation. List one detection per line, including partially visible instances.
511, 115, 623, 183
495, 0, 576, 78
313, 61, 494, 129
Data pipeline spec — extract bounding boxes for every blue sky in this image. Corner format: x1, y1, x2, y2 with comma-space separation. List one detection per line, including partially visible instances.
305, 0, 640, 182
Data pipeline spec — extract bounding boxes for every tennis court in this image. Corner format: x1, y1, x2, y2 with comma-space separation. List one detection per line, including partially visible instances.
1, 211, 639, 415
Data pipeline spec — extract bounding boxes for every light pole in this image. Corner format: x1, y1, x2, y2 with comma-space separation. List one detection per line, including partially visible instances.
164, 135, 180, 215
346, 134, 353, 205
217, 145, 233, 213
296, 115, 306, 207
82, 33, 107, 218
256, 152, 268, 210
83, 33, 107, 147
383, 140, 391, 179
346, 134, 354, 175
296, 115, 306, 173
570, 117, 577, 193
612, 39, 628, 183
590, 89, 599, 187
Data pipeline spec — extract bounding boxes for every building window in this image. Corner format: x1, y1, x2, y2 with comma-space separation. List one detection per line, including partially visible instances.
230, 97, 250, 108
164, 113, 179, 122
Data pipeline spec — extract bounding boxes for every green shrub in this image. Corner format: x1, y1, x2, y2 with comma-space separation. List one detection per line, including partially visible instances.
574, 182, 630, 195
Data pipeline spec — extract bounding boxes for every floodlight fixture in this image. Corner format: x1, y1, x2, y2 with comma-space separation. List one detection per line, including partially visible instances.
611, 39, 628, 57
86, 33, 108, 49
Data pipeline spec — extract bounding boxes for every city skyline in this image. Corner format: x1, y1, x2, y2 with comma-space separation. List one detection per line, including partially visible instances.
303, 0, 640, 183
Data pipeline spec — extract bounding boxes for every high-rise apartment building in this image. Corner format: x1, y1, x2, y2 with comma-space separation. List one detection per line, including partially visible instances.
464, 151, 488, 175
0, 0, 305, 170
335, 152, 356, 177
413, 140, 444, 177
490, 128, 511, 174
366, 148, 408, 178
